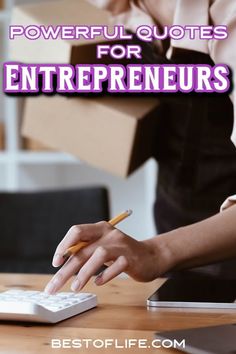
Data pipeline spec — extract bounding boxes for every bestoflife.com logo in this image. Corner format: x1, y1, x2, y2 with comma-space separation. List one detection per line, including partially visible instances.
51, 338, 186, 350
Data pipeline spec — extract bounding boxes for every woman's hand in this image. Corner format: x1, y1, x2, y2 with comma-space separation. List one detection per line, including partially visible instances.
44, 204, 236, 294
44, 221, 163, 294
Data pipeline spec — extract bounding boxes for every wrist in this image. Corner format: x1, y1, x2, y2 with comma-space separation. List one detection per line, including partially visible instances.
143, 227, 185, 277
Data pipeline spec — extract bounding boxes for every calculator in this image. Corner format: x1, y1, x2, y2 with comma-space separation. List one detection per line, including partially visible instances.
0, 289, 97, 323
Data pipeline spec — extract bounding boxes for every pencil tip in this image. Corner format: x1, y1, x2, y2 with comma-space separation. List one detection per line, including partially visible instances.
126, 209, 133, 216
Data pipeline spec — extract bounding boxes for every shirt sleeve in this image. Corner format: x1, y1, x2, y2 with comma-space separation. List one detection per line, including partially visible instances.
220, 195, 236, 212
209, 0, 236, 146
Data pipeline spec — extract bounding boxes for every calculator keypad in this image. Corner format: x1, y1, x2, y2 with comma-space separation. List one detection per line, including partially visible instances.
0, 290, 95, 312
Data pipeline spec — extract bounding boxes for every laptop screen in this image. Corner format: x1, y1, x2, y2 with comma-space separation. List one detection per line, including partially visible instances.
156, 324, 236, 354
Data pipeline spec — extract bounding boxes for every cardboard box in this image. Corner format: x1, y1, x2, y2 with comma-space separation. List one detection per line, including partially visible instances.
0, 0, 4, 10
13, 0, 161, 176
0, 122, 5, 150
22, 96, 160, 177
9, 0, 111, 64
23, 138, 53, 151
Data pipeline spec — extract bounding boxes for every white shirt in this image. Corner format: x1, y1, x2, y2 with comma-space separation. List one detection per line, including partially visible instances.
89, 0, 236, 209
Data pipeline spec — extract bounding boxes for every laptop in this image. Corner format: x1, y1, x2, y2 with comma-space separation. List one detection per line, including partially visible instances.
155, 324, 236, 354
147, 276, 236, 309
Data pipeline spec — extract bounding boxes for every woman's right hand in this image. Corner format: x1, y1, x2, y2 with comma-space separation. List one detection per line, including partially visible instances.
44, 221, 166, 294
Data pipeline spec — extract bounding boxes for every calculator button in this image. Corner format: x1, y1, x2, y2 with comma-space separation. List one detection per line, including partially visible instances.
0, 290, 97, 323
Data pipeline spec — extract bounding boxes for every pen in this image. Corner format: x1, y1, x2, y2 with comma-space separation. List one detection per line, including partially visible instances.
63, 209, 133, 259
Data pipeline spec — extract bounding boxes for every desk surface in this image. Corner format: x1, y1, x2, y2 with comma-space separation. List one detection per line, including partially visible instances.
0, 273, 236, 354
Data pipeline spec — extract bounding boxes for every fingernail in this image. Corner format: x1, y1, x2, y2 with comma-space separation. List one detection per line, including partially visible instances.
52, 254, 62, 267
44, 276, 61, 294
44, 281, 57, 295
95, 272, 103, 286
71, 279, 81, 292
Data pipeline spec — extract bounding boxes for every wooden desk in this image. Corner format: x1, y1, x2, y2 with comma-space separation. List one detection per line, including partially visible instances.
0, 274, 236, 354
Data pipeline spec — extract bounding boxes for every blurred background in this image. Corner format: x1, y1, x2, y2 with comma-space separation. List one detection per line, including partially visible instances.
0, 0, 158, 242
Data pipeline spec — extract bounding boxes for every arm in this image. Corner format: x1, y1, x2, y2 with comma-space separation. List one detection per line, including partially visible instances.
87, 0, 130, 15
87, 0, 155, 32
146, 203, 236, 273
44, 203, 236, 294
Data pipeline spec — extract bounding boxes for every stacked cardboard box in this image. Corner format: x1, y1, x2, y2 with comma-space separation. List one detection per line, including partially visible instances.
11, 0, 160, 177
0, 122, 5, 150
23, 95, 160, 177
23, 138, 53, 151
10, 0, 111, 65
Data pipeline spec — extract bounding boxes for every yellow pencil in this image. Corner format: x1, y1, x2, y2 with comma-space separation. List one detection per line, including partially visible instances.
63, 209, 133, 259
